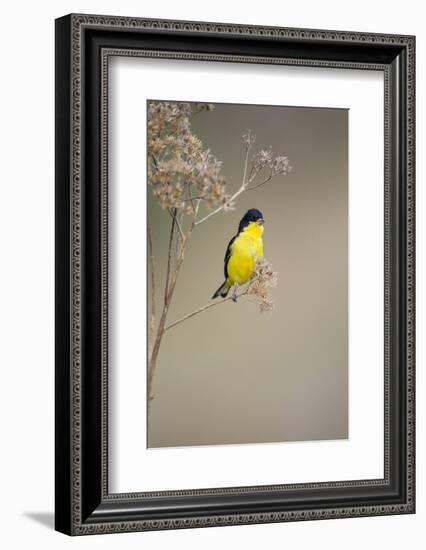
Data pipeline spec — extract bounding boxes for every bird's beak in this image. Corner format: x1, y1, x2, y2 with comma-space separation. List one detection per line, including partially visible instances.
257, 218, 265, 226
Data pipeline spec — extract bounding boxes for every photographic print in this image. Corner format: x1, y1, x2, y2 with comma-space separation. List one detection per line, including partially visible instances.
147, 100, 348, 448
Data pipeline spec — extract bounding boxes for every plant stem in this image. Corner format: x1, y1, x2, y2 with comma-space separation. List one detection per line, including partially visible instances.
195, 142, 251, 226
147, 213, 196, 404
246, 175, 272, 190
147, 223, 156, 354
164, 296, 232, 331
164, 215, 176, 299
147, 215, 175, 404
168, 208, 185, 242
164, 285, 252, 332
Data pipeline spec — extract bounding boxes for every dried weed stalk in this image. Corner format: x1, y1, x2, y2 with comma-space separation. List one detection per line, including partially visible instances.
147, 101, 290, 404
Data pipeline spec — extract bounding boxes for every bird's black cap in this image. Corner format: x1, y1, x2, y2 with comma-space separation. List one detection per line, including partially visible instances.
238, 208, 264, 232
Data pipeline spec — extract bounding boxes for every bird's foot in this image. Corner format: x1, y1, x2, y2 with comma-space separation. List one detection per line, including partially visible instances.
231, 288, 238, 303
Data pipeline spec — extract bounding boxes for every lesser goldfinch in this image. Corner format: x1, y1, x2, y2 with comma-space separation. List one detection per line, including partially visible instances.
212, 208, 264, 300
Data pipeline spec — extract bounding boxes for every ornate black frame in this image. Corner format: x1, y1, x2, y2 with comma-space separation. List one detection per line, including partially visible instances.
55, 14, 415, 535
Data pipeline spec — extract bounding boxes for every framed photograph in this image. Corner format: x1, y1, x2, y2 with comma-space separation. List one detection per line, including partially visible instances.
55, 14, 415, 535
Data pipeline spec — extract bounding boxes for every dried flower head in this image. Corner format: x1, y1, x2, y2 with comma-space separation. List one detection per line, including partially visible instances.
147, 101, 231, 212
271, 155, 292, 176
252, 148, 274, 171
250, 147, 292, 179
242, 129, 256, 149
247, 257, 278, 312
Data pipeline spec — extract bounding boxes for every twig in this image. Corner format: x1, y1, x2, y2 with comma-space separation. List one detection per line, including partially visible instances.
247, 165, 256, 183
164, 215, 176, 301
168, 208, 185, 241
195, 182, 245, 226
164, 284, 252, 332
147, 209, 197, 404
165, 214, 196, 303
182, 195, 206, 202
164, 296, 232, 331
195, 142, 252, 226
147, 223, 156, 352
242, 142, 250, 189
175, 209, 184, 257
246, 175, 272, 191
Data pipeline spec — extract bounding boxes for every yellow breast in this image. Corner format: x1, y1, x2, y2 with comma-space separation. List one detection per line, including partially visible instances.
226, 222, 264, 285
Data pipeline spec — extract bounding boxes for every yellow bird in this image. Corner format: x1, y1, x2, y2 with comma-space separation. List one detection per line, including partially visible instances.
212, 208, 264, 300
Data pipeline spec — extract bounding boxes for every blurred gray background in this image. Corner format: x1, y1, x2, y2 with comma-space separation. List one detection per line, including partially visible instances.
148, 103, 348, 448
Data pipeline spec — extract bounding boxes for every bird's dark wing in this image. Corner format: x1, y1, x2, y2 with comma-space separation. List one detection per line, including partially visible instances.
223, 235, 237, 279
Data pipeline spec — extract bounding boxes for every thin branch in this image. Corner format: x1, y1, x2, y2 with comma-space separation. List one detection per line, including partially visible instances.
242, 143, 250, 188
194, 198, 201, 219
147, 223, 156, 352
246, 175, 273, 191
164, 214, 176, 304
164, 296, 232, 331
165, 213, 196, 303
168, 208, 185, 241
147, 208, 197, 403
148, 154, 159, 185
189, 200, 196, 217
182, 195, 206, 202
164, 283, 253, 332
195, 145, 251, 226
175, 209, 184, 257
247, 165, 256, 183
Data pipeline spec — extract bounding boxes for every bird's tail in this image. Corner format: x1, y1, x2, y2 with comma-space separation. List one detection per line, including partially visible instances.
212, 281, 230, 299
